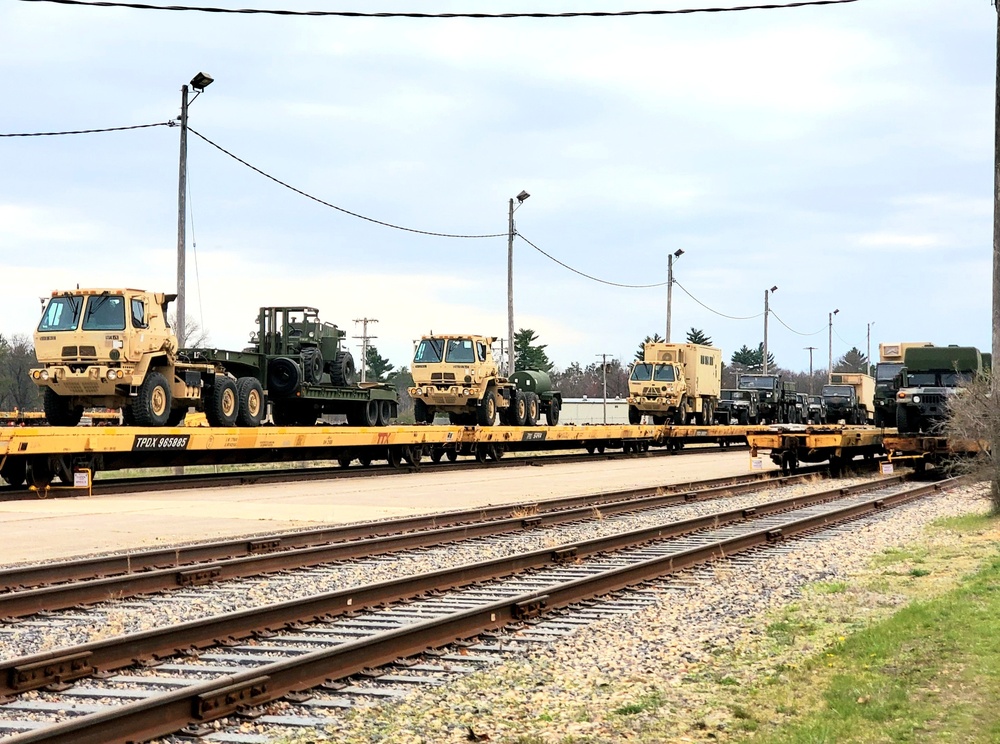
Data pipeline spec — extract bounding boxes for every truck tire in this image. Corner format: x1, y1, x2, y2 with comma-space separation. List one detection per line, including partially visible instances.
134, 371, 172, 426
43, 388, 84, 427
414, 398, 434, 424
545, 398, 560, 426
329, 351, 357, 387
377, 399, 394, 427
524, 393, 539, 426
166, 407, 188, 427
628, 405, 642, 425
896, 404, 914, 434
510, 391, 528, 426
206, 375, 238, 427
268, 357, 301, 399
236, 377, 265, 427
477, 390, 497, 427
347, 400, 379, 427
737, 410, 748, 425
301, 348, 324, 385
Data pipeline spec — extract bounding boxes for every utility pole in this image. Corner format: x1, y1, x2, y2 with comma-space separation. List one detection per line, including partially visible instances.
507, 190, 530, 377
596, 353, 612, 424
994, 2, 1000, 369
804, 346, 817, 394
353, 318, 378, 383
665, 249, 684, 342
828, 309, 839, 383
762, 286, 777, 374
866, 321, 875, 375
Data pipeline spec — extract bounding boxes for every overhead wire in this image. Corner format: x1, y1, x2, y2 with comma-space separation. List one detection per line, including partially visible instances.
672, 280, 763, 320
516, 233, 668, 288
768, 308, 825, 336
188, 128, 505, 239
0, 121, 174, 137
20, 0, 861, 18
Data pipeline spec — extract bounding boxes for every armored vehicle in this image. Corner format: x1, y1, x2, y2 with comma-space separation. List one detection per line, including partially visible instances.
627, 342, 721, 425
31, 290, 397, 427
874, 342, 932, 427
716, 388, 759, 425
822, 373, 874, 425
895, 346, 985, 434
408, 334, 561, 426
806, 395, 827, 424
737, 374, 798, 423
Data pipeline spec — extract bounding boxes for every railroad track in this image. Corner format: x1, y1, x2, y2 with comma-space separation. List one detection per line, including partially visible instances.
0, 465, 836, 617
0, 442, 746, 501
0, 473, 954, 743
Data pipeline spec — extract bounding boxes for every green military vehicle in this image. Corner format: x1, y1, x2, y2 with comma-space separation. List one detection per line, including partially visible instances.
737, 374, 799, 423
715, 388, 759, 425
895, 345, 986, 434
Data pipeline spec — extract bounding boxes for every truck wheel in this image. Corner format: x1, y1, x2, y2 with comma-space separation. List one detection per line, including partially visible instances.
206, 375, 238, 427
477, 390, 497, 427
524, 393, 539, 426
0, 457, 26, 488
896, 404, 913, 434
628, 406, 642, 425
268, 357, 301, 398
135, 371, 172, 426
511, 391, 528, 426
271, 400, 296, 426
414, 399, 434, 425
545, 398, 560, 426
652, 415, 667, 426
377, 399, 394, 427
42, 388, 84, 427
737, 410, 748, 426
329, 351, 357, 387
236, 377, 265, 427
301, 348, 324, 385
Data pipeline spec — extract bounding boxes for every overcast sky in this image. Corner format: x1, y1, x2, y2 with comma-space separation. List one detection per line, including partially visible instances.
1, 0, 994, 374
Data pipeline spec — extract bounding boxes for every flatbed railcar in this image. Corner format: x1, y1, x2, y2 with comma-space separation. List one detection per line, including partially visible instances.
747, 425, 887, 474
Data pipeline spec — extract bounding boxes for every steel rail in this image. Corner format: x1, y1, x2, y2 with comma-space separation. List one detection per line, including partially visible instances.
1, 478, 954, 744
0, 473, 908, 695
0, 465, 832, 593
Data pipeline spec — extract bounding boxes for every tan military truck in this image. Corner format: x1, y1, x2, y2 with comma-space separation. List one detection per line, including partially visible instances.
822, 372, 876, 425
408, 334, 561, 426
627, 342, 722, 425
31, 288, 250, 427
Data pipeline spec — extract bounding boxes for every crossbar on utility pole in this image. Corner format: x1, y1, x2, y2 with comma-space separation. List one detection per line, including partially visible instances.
353, 318, 378, 383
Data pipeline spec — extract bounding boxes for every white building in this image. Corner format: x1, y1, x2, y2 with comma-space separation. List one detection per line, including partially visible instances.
558, 397, 630, 425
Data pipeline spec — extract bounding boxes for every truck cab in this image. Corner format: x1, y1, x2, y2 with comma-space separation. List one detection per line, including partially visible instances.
822, 384, 860, 424
895, 346, 983, 434
409, 335, 509, 425
716, 388, 758, 425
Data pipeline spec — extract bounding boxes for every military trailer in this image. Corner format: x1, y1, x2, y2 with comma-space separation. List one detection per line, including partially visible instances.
737, 374, 798, 423
408, 334, 561, 426
822, 373, 875, 425
895, 346, 986, 434
31, 290, 397, 427
627, 342, 722, 425
715, 388, 759, 425
874, 342, 932, 427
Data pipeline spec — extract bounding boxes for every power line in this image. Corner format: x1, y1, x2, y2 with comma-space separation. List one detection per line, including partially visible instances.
188, 128, 505, 239
672, 279, 763, 320
0, 121, 173, 137
20, 0, 861, 19
516, 233, 669, 288
768, 308, 825, 336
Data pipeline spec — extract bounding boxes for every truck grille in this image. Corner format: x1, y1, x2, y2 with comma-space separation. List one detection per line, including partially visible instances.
61, 345, 98, 360
61, 346, 77, 357
921, 394, 945, 406
431, 372, 456, 382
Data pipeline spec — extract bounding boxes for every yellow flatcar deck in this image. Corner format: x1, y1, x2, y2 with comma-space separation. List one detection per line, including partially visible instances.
883, 434, 986, 470
747, 425, 888, 474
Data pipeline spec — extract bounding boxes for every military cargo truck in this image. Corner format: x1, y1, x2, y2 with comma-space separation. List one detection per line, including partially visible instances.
822, 373, 875, 425
31, 290, 397, 427
627, 342, 721, 425
408, 334, 561, 426
737, 374, 798, 423
895, 345, 985, 434
716, 388, 759, 425
874, 342, 932, 427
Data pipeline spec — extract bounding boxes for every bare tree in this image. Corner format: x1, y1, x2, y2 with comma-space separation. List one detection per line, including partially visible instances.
0, 334, 42, 411
942, 372, 998, 513
167, 312, 211, 348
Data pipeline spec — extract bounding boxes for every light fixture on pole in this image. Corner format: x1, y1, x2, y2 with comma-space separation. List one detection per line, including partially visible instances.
507, 189, 530, 377
828, 309, 840, 383
866, 321, 875, 374
665, 248, 684, 342
176, 71, 214, 348
762, 286, 777, 374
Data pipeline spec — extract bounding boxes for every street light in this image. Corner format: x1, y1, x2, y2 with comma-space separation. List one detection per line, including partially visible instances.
762, 286, 778, 374
828, 308, 840, 383
665, 248, 684, 342
507, 190, 529, 376
176, 71, 214, 347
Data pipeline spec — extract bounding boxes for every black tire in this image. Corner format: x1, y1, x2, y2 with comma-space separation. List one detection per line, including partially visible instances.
205, 375, 238, 427
510, 391, 528, 426
43, 388, 83, 427
357, 454, 372, 467
446, 448, 458, 462
524, 393, 539, 426
134, 371, 172, 426
236, 377, 265, 427
301, 348, 324, 385
414, 399, 434, 425
449, 412, 465, 426
338, 453, 353, 468
329, 351, 357, 387
628, 405, 642, 425
378, 400, 394, 427
896, 404, 913, 434
271, 400, 297, 426
121, 405, 136, 426
1, 457, 26, 488
737, 410, 749, 425
430, 445, 444, 463
545, 398, 560, 426
267, 357, 301, 399
652, 415, 667, 426
166, 407, 187, 427
348, 400, 379, 427
477, 390, 497, 427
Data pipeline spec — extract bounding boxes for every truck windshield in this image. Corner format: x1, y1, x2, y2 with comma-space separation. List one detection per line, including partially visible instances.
82, 295, 126, 331
822, 385, 853, 397
38, 296, 83, 332
630, 363, 653, 382
653, 364, 675, 382
444, 339, 476, 363
738, 376, 775, 390
941, 372, 972, 386
907, 373, 938, 386
876, 363, 903, 381
721, 390, 744, 401
413, 338, 444, 363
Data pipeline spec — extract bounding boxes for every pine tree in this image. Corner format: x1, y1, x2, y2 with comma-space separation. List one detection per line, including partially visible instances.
514, 329, 553, 372
686, 328, 712, 345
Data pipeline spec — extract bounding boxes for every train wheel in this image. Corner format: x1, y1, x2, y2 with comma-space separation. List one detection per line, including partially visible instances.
402, 445, 424, 467
357, 454, 372, 467
387, 447, 403, 469
487, 444, 504, 461
475, 445, 489, 463
446, 448, 459, 462
430, 445, 444, 463
0, 457, 26, 488
337, 452, 353, 468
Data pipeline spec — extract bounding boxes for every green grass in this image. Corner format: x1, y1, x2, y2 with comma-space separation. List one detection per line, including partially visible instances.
740, 555, 1000, 743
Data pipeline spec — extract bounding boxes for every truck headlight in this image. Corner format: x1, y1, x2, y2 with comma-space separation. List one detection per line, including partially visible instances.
912, 395, 921, 404
463, 388, 471, 395
107, 370, 118, 381
40, 370, 49, 381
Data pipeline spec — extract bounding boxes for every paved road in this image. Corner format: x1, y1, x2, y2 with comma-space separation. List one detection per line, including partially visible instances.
0, 450, 772, 564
